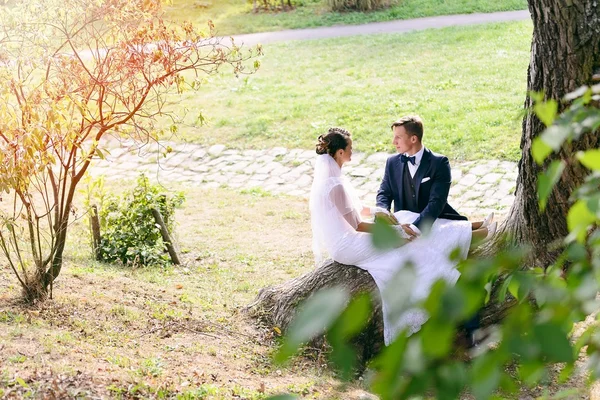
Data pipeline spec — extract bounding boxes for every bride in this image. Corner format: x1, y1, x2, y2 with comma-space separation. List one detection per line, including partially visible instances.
310, 127, 495, 344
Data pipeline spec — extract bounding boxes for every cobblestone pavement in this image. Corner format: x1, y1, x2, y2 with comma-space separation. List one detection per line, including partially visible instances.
90, 140, 517, 219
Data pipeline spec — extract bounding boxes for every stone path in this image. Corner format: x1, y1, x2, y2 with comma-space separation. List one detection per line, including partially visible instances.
226, 10, 530, 46
90, 140, 517, 219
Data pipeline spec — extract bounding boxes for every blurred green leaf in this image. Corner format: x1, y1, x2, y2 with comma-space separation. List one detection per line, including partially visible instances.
533, 322, 574, 363
326, 293, 372, 381
537, 160, 565, 211
471, 355, 501, 400
567, 243, 588, 261
586, 194, 600, 215
558, 363, 575, 384
327, 340, 356, 381
529, 91, 544, 103
541, 124, 571, 151
577, 149, 600, 170
330, 293, 371, 339
436, 362, 467, 400
275, 287, 348, 363
531, 137, 553, 165
267, 395, 298, 400
518, 361, 546, 386
508, 278, 520, 301
567, 200, 597, 243
423, 280, 445, 318
371, 334, 408, 399
421, 320, 455, 358
533, 98, 558, 127
498, 275, 512, 303
498, 373, 518, 395
372, 218, 401, 250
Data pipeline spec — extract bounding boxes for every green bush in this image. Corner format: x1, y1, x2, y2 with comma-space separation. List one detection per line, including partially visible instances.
96, 175, 185, 268
327, 0, 391, 11
248, 0, 307, 12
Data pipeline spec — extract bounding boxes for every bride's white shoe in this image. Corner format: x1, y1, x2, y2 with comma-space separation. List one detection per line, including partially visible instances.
484, 221, 497, 242
481, 212, 494, 229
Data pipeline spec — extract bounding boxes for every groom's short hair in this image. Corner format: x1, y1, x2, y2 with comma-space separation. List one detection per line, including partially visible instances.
391, 116, 423, 142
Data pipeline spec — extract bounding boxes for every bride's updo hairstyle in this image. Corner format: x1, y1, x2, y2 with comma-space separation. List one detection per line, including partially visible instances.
315, 127, 351, 157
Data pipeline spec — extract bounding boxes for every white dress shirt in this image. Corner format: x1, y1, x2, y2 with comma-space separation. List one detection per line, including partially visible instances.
404, 146, 424, 178
404, 146, 425, 235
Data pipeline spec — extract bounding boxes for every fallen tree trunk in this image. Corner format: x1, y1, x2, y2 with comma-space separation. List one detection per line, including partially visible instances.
246, 260, 385, 362
246, 259, 516, 362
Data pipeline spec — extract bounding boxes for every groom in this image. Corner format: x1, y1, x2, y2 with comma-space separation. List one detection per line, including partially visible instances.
376, 115, 467, 237
375, 115, 480, 348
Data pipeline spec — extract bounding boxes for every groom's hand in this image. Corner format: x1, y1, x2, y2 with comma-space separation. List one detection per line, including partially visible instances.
401, 224, 419, 240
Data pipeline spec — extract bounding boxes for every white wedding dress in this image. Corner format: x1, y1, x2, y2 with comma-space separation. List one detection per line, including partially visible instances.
310, 154, 472, 344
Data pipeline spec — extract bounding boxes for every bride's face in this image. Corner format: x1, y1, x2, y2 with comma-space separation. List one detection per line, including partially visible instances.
336, 138, 353, 165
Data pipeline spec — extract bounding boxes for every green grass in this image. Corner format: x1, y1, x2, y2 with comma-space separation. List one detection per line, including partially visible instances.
166, 20, 532, 161
165, 0, 527, 35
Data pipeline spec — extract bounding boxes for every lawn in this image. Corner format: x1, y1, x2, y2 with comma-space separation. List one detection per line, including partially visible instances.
164, 20, 532, 161
165, 0, 528, 35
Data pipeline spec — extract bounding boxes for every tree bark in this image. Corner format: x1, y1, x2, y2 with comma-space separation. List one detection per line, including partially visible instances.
498, 0, 600, 267
246, 260, 385, 362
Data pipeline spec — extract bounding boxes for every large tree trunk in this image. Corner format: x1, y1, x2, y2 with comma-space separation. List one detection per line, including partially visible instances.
248, 0, 600, 356
499, 0, 600, 266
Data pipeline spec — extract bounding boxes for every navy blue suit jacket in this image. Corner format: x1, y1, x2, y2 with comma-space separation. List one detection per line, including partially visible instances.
376, 148, 467, 228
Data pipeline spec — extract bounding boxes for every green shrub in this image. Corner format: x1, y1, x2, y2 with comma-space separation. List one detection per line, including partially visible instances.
327, 0, 391, 11
96, 175, 184, 268
248, 0, 306, 12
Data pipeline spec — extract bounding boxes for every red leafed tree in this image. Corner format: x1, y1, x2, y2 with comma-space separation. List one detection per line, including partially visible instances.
0, 0, 260, 301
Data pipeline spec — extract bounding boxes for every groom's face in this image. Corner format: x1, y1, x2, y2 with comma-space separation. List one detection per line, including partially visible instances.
392, 126, 417, 154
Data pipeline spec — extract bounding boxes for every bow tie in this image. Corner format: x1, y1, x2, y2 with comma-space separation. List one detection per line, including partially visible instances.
401, 154, 416, 165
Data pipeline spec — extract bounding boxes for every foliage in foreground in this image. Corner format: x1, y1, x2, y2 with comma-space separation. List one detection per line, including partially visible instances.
274, 84, 600, 399
88, 174, 185, 268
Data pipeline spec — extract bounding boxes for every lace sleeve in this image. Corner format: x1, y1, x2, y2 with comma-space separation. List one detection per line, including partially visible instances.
329, 184, 361, 230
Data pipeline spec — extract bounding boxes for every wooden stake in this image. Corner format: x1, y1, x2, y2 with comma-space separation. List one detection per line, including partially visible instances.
151, 208, 181, 265
90, 205, 101, 260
